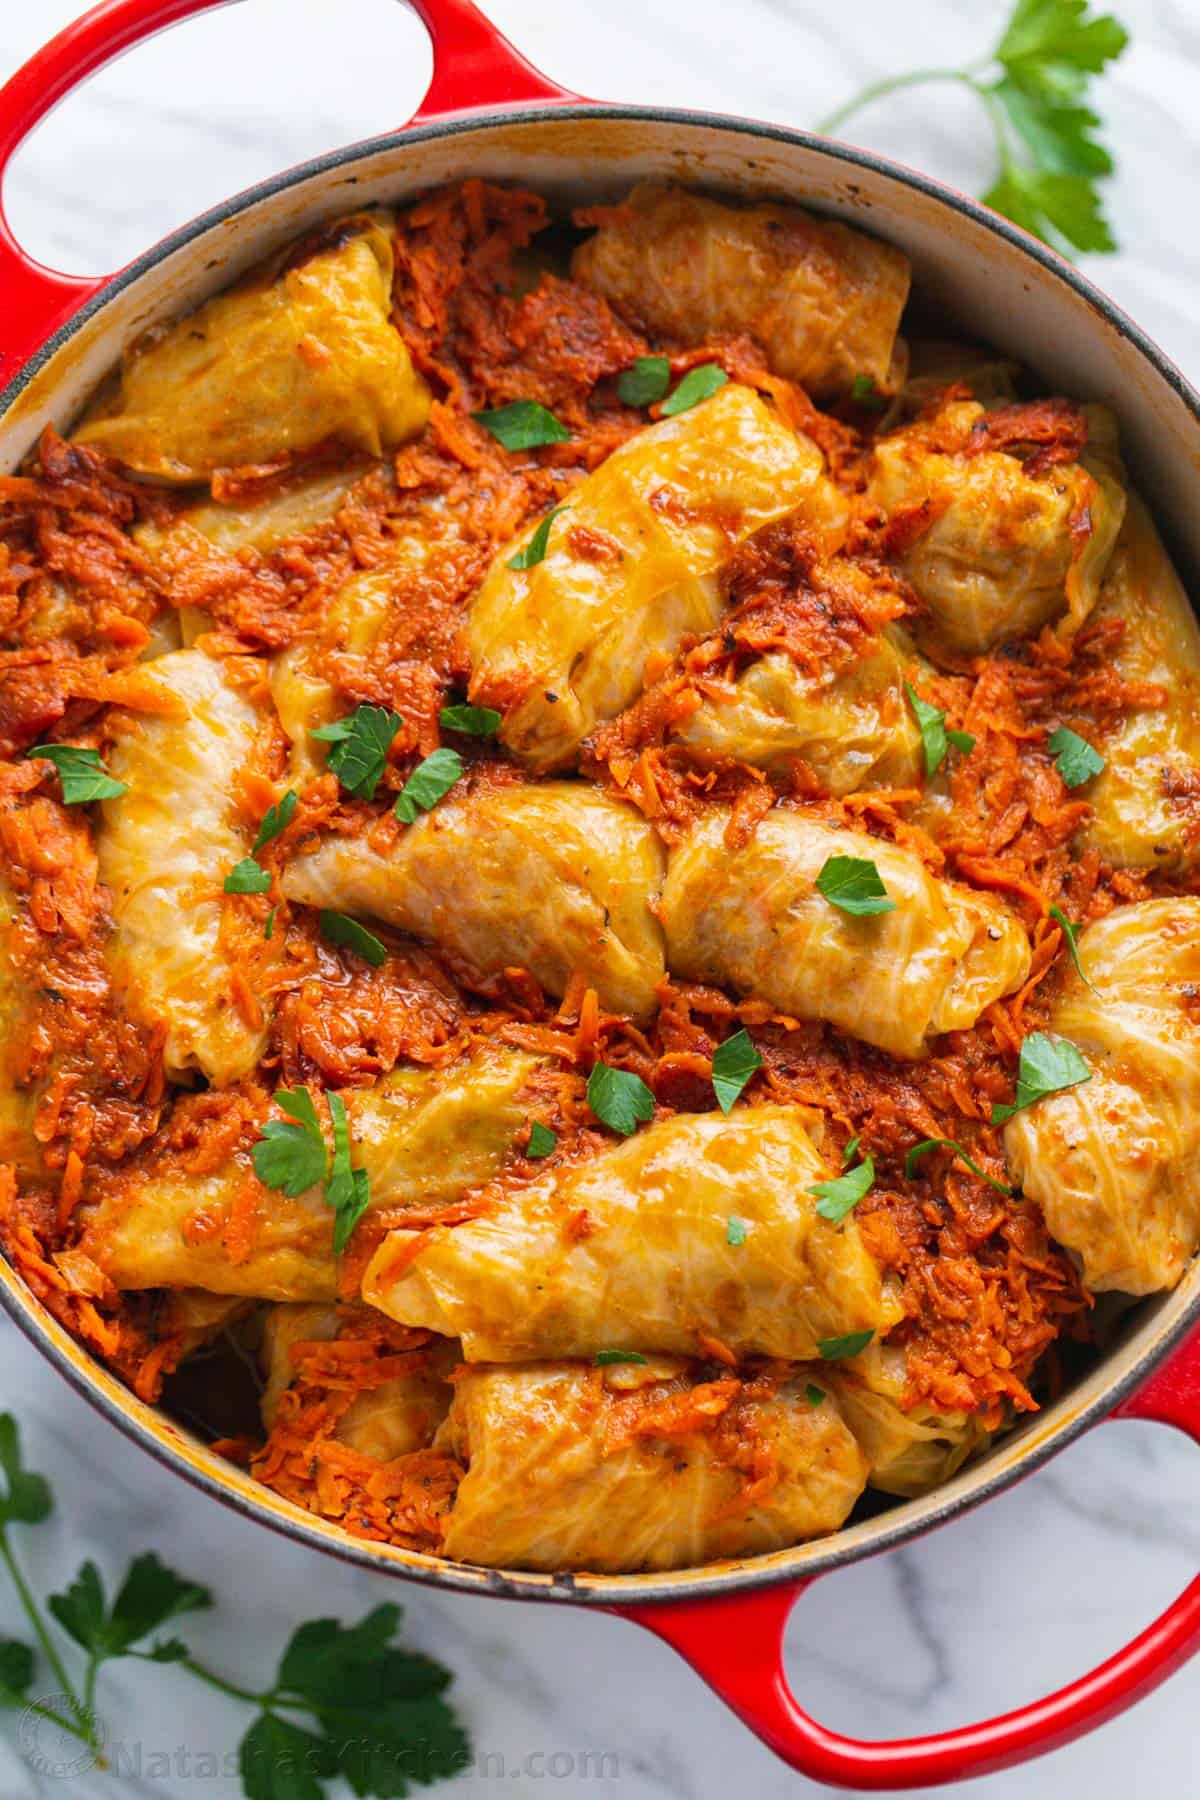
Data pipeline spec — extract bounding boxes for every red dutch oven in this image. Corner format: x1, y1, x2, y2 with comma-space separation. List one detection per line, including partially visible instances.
2, 1, 1200, 1788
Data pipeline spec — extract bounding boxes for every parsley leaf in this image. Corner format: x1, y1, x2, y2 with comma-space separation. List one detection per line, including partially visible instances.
325, 1092, 370, 1255
264, 905, 278, 941
394, 748, 464, 824
439, 702, 501, 737
810, 1154, 876, 1224
905, 682, 976, 778
526, 1121, 557, 1159
319, 910, 387, 968
29, 744, 127, 804
49, 1553, 211, 1662
595, 1350, 648, 1366
253, 789, 298, 854
0, 1416, 51, 1526
1049, 903, 1098, 992
586, 1063, 655, 1136
851, 373, 887, 411
816, 854, 897, 917
618, 356, 672, 407
1048, 724, 1105, 787
240, 1712, 336, 1800
310, 705, 403, 801
805, 1383, 827, 1408
711, 1027, 763, 1114
252, 1088, 328, 1198
225, 858, 272, 895
843, 1135, 861, 1164
904, 1137, 1014, 1195
507, 505, 569, 571
472, 401, 571, 450
991, 1030, 1092, 1122
660, 364, 728, 418
817, 1329, 875, 1361
726, 1216, 747, 1247
0, 1638, 34, 1703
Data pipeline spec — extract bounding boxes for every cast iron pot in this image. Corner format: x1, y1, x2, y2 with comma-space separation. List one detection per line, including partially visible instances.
2, 2, 1200, 1786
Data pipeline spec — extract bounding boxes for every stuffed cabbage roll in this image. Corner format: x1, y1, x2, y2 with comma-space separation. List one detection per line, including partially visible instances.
572, 183, 910, 400
868, 400, 1126, 653
137, 462, 379, 561
675, 626, 926, 789
825, 1341, 989, 1498
467, 383, 849, 772
436, 1360, 869, 1571
281, 780, 666, 1021
899, 336, 1019, 415
260, 1303, 456, 1460
364, 1104, 900, 1361
98, 648, 271, 1086
1076, 497, 1200, 872
661, 808, 1029, 1060
78, 1043, 538, 1300
1004, 898, 1200, 1294
74, 216, 430, 480
0, 881, 40, 1175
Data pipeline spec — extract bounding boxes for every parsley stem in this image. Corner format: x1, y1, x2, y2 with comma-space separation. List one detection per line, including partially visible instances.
19, 1695, 95, 1746
0, 1530, 92, 1737
816, 67, 977, 134
178, 1655, 270, 1709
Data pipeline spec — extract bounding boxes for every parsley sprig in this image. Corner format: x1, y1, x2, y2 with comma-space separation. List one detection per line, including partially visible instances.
251, 1086, 371, 1250
0, 1414, 468, 1797
991, 1030, 1091, 1121
817, 0, 1129, 257
28, 745, 127, 804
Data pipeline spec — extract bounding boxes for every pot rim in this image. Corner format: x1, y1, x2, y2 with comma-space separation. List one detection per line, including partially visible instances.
3, 98, 1199, 1606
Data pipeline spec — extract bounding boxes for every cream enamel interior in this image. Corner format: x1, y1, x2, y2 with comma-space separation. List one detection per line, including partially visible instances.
2, 105, 1200, 1602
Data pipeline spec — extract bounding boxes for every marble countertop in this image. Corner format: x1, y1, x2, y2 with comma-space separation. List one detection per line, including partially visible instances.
1, 2, 1198, 1795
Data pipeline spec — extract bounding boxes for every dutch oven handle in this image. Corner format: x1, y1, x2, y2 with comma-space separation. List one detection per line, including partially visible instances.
614, 1326, 1200, 1790
0, 0, 577, 388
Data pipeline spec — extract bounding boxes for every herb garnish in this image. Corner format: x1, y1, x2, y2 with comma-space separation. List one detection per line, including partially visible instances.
439, 702, 501, 737
817, 0, 1130, 257
660, 364, 728, 418
726, 1216, 748, 1247
991, 1030, 1092, 1122
325, 1091, 371, 1254
618, 356, 672, 407
905, 1137, 1014, 1195
0, 1413, 467, 1799
252, 789, 297, 853
319, 910, 387, 968
394, 748, 464, 824
472, 401, 571, 450
905, 683, 976, 778
843, 1136, 861, 1164
805, 1383, 827, 1408
1048, 725, 1105, 787
310, 705, 402, 801
526, 1121, 557, 1159
816, 854, 897, 916
810, 1155, 876, 1224
817, 1330, 875, 1361
1049, 903, 1098, 991
28, 745, 127, 804
586, 1063, 655, 1137
595, 1350, 648, 1367
851, 373, 888, 410
251, 1086, 370, 1252
224, 858, 272, 896
264, 905, 278, 941
507, 505, 569, 571
711, 1027, 763, 1114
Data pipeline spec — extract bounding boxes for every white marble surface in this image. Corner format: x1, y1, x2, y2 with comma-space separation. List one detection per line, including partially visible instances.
1, 1, 1198, 1794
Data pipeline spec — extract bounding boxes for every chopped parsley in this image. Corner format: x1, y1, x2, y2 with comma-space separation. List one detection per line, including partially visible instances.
394, 748, 464, 824
310, 705, 402, 801
660, 363, 728, 418
805, 1383, 827, 1408
810, 1154, 876, 1224
843, 1135, 861, 1164
726, 1216, 748, 1247
251, 1088, 328, 1197
617, 356, 672, 407
905, 683, 976, 778
319, 910, 387, 968
595, 1350, 648, 1367
438, 702, 501, 737
526, 1121, 557, 1159
252, 789, 297, 853
815, 854, 897, 916
264, 905, 278, 941
991, 1030, 1092, 1123
224, 858, 271, 895
904, 1136, 1013, 1195
472, 401, 571, 450
28, 744, 127, 804
851, 373, 888, 410
586, 1063, 654, 1137
817, 1330, 875, 1362
507, 505, 569, 571
1048, 725, 1105, 788
1049, 903, 1098, 992
325, 1090, 371, 1254
710, 1027, 763, 1114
